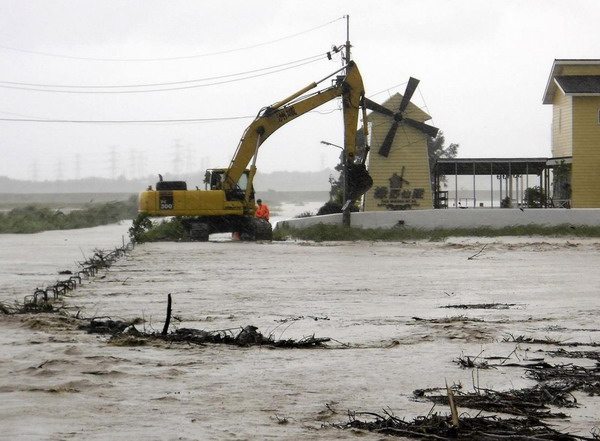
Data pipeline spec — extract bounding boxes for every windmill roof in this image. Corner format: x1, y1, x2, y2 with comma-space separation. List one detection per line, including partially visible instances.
369, 93, 432, 122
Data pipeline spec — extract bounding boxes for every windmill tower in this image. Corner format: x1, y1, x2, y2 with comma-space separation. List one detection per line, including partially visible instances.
363, 78, 438, 211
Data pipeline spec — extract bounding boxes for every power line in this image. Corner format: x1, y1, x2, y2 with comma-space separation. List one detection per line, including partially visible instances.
0, 56, 332, 94
0, 107, 342, 125
0, 116, 254, 125
0, 51, 335, 89
369, 81, 410, 99
0, 17, 344, 62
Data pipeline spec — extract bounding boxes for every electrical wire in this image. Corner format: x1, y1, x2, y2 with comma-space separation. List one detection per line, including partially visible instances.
0, 56, 333, 94
0, 105, 344, 125
0, 103, 348, 125
0, 48, 346, 124
368, 81, 409, 100
0, 17, 344, 62
0, 50, 337, 89
0, 116, 254, 125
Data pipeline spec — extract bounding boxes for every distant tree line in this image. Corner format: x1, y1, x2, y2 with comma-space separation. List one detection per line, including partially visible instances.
0, 169, 336, 194
0, 196, 138, 233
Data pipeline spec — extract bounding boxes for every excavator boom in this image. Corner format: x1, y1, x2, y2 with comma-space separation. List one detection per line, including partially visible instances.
223, 61, 367, 194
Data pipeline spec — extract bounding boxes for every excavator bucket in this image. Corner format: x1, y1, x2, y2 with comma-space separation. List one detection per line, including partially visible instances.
347, 163, 373, 201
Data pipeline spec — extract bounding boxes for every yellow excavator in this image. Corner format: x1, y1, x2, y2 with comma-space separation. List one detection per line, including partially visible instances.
138, 61, 372, 240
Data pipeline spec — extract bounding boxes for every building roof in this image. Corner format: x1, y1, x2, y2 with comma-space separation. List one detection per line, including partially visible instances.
554, 75, 600, 94
368, 92, 432, 122
434, 158, 549, 175
543, 59, 600, 104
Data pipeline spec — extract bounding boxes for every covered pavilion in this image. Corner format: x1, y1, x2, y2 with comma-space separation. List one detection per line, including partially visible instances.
431, 157, 566, 208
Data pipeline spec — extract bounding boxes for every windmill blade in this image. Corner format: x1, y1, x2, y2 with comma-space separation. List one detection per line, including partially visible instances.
378, 121, 399, 157
364, 97, 395, 117
398, 77, 420, 113
404, 117, 439, 137
404, 117, 440, 138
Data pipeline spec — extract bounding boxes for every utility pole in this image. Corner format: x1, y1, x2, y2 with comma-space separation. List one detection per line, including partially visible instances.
344, 14, 351, 63
342, 14, 352, 227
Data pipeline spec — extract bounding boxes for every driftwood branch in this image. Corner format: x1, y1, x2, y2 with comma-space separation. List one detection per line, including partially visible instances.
161, 293, 172, 336
468, 244, 487, 260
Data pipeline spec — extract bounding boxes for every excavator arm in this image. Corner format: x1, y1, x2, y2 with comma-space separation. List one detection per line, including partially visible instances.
222, 61, 371, 201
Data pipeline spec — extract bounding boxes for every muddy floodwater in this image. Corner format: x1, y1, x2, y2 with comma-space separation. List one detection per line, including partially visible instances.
1, 222, 599, 440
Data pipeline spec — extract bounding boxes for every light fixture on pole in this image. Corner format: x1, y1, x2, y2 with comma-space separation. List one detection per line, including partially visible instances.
321, 140, 350, 226
320, 140, 343, 150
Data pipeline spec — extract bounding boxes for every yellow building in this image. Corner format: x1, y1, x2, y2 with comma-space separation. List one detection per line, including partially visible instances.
543, 59, 600, 208
363, 93, 434, 211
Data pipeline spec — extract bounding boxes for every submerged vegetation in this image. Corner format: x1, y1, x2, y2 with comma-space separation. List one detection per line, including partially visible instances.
0, 196, 138, 234
273, 222, 600, 242
132, 216, 600, 243
128, 213, 189, 243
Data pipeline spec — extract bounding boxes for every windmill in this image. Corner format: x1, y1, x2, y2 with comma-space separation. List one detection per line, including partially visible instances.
364, 77, 439, 157
362, 77, 439, 211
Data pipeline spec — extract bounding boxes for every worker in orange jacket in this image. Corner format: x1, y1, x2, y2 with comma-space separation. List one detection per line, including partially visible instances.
255, 199, 270, 221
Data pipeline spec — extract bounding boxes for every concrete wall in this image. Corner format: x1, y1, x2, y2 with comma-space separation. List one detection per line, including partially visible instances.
277, 208, 600, 231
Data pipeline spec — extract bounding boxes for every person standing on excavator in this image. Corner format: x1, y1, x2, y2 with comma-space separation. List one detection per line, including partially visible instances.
255, 199, 270, 221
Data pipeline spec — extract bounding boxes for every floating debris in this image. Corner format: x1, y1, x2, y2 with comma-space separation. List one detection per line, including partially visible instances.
412, 315, 484, 323
76, 295, 331, 349
454, 354, 491, 369
503, 333, 600, 347
441, 303, 516, 310
334, 346, 600, 440
159, 325, 331, 348
548, 348, 600, 361
19, 243, 133, 313
77, 317, 135, 335
416, 383, 575, 419
334, 411, 596, 440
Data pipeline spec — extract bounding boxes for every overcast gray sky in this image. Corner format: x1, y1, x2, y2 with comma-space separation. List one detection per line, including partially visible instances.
1, 0, 598, 181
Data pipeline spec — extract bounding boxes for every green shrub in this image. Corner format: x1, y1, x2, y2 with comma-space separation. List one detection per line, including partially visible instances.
129, 215, 189, 243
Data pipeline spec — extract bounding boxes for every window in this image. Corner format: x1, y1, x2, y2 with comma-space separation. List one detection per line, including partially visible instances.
237, 172, 248, 191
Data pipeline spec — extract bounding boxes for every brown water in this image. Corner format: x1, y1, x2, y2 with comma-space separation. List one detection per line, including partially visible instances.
1, 225, 599, 440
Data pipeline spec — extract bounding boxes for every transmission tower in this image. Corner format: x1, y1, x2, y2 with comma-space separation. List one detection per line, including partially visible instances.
30, 160, 39, 181
109, 146, 118, 179
75, 154, 81, 179
172, 140, 183, 175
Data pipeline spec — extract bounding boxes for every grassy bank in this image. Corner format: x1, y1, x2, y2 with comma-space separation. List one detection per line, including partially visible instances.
273, 222, 600, 242
0, 196, 138, 234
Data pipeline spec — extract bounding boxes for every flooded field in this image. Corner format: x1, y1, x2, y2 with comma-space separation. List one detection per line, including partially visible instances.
1, 222, 599, 440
